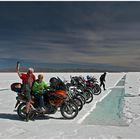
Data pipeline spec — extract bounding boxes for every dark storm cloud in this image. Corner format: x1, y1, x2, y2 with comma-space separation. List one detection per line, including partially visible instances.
0, 1, 140, 71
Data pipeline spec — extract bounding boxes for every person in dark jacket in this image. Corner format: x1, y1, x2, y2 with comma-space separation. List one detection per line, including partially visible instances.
99, 72, 107, 91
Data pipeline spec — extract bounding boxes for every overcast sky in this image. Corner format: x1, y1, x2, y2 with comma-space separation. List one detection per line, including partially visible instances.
0, 1, 140, 71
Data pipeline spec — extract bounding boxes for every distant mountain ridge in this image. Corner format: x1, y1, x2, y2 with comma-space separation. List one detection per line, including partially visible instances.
0, 67, 130, 72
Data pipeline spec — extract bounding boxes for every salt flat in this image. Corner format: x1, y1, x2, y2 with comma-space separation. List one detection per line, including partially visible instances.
0, 72, 140, 139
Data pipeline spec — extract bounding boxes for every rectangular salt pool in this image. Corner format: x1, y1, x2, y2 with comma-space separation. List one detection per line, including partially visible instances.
83, 87, 127, 126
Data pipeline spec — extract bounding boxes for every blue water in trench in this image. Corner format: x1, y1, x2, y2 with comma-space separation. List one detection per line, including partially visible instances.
83, 76, 127, 126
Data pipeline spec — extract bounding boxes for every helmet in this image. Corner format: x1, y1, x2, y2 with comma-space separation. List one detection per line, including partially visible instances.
49, 77, 59, 89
